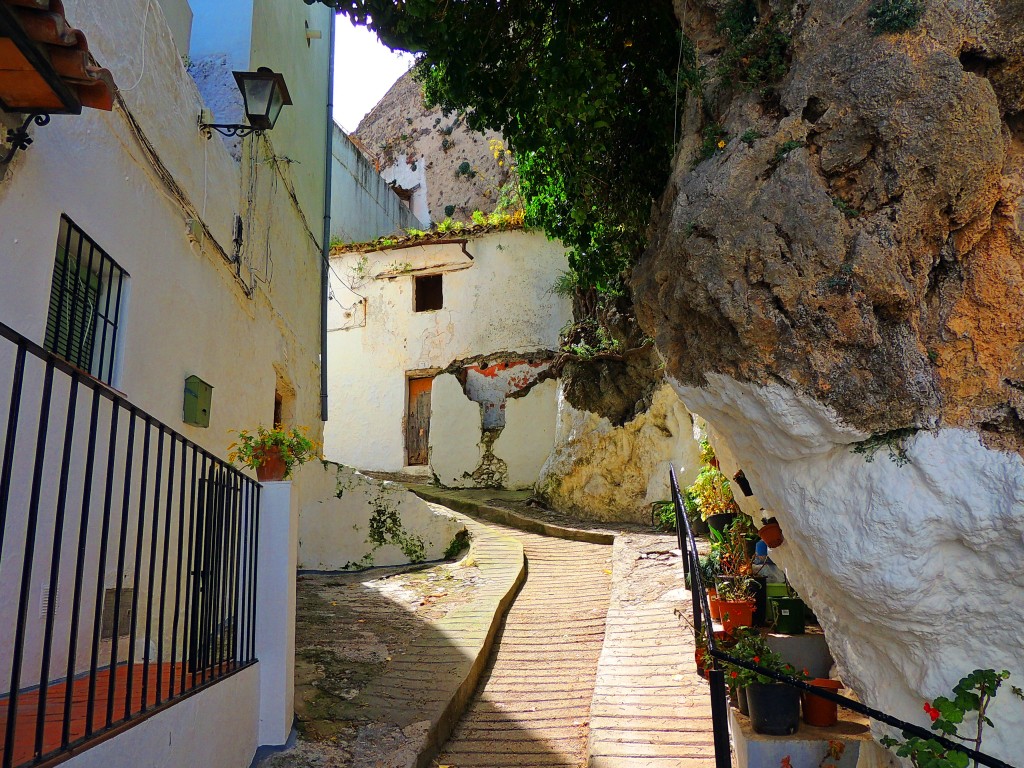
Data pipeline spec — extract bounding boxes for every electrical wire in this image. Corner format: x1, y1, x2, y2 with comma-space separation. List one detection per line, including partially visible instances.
119, 0, 153, 93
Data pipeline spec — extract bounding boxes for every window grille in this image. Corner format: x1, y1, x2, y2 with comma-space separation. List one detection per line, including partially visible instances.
43, 215, 128, 385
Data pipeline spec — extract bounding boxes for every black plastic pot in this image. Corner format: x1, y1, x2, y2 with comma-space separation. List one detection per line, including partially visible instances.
737, 685, 749, 716
751, 576, 768, 626
746, 683, 801, 735
705, 512, 736, 535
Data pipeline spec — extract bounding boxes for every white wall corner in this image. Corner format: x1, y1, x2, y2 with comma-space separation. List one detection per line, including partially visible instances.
255, 481, 297, 747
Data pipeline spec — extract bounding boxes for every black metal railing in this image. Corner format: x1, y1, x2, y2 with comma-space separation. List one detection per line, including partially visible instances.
0, 319, 260, 768
668, 466, 1015, 768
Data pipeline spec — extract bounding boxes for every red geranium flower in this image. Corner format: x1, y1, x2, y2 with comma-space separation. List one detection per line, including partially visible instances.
730, 671, 738, 678
753, 656, 760, 663
923, 702, 940, 722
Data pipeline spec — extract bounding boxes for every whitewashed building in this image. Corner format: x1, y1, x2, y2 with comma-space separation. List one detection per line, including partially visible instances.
0, 1, 335, 766
324, 227, 572, 488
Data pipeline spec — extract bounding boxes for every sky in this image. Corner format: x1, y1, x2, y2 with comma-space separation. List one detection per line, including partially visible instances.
332, 15, 415, 133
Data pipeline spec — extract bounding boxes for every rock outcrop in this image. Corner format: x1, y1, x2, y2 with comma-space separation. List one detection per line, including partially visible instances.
354, 71, 512, 224
633, 1, 1024, 758
537, 383, 703, 524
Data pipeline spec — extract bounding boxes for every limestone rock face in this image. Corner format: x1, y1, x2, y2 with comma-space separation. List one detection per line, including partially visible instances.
632, 3, 1024, 758
354, 71, 511, 224
537, 383, 704, 523
636, 0, 1024, 447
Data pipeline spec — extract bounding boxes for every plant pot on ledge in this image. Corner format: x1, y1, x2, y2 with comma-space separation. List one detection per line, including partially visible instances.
803, 678, 844, 727
719, 599, 754, 634
256, 446, 287, 482
747, 683, 800, 735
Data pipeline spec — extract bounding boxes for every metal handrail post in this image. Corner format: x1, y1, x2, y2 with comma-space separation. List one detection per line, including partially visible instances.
707, 668, 733, 768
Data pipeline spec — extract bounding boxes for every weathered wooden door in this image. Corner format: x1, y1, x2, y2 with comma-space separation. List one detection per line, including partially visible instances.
406, 376, 433, 465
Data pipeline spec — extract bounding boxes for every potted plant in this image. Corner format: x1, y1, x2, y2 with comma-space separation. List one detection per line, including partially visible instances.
802, 678, 844, 726
228, 424, 319, 481
717, 576, 756, 634
742, 649, 807, 735
722, 629, 773, 715
688, 464, 738, 532
758, 516, 784, 548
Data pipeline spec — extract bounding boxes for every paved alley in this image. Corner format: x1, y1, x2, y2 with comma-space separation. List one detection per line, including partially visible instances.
434, 528, 612, 768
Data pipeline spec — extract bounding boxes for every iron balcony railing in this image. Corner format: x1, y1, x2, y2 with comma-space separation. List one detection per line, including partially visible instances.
667, 467, 1014, 768
0, 319, 260, 768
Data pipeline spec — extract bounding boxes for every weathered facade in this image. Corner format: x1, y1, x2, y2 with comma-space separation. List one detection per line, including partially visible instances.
323, 228, 571, 485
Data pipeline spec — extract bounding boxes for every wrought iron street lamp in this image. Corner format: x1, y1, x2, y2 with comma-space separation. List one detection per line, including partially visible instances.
200, 67, 293, 138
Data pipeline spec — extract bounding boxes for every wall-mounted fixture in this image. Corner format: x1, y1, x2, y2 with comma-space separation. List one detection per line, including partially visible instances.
199, 67, 292, 139
0, 0, 116, 163
183, 375, 213, 428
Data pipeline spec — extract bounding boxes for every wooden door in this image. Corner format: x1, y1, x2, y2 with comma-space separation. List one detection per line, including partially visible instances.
406, 376, 433, 465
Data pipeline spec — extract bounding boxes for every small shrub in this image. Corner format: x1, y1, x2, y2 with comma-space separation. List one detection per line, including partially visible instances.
456, 161, 476, 179
832, 197, 861, 218
740, 128, 762, 147
444, 204, 456, 217
717, 0, 791, 90
774, 139, 805, 164
694, 124, 728, 167
868, 0, 925, 34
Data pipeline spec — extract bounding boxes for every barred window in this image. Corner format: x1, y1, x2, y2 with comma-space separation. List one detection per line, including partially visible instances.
44, 215, 128, 385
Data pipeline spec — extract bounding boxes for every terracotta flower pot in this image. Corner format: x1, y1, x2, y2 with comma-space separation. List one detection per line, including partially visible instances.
759, 521, 784, 548
708, 589, 722, 621
256, 446, 287, 481
802, 678, 844, 727
719, 599, 754, 634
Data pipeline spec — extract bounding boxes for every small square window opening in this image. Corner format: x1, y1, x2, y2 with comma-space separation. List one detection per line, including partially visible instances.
415, 274, 443, 312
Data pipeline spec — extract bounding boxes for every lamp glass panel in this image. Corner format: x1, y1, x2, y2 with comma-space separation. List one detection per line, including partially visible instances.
266, 87, 285, 129
242, 77, 275, 128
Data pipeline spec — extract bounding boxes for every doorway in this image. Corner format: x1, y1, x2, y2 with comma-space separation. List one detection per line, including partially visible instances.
406, 375, 434, 466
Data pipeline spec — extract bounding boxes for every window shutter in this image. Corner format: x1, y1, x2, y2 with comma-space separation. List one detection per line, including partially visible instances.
44, 247, 99, 371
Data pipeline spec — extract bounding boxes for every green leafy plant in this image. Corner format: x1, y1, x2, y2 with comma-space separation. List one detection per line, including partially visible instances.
880, 669, 1014, 768
337, 0, 685, 295
228, 424, 319, 479
868, 0, 925, 34
774, 139, 805, 164
694, 123, 728, 167
832, 196, 861, 218
740, 128, 763, 147
724, 630, 807, 687
716, 0, 791, 92
851, 427, 916, 467
652, 499, 677, 531
687, 465, 737, 522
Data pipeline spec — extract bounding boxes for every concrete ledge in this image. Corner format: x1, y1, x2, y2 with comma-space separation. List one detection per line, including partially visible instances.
409, 485, 616, 545
730, 704, 872, 768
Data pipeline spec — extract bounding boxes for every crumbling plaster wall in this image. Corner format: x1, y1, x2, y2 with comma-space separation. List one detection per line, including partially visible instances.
299, 461, 464, 570
630, 2, 1024, 755
428, 372, 558, 490
324, 230, 570, 471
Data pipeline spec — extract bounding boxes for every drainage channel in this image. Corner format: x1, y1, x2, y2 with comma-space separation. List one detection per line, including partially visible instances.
433, 526, 612, 768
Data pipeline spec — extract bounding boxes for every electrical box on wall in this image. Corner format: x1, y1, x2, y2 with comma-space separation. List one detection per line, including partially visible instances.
183, 375, 213, 428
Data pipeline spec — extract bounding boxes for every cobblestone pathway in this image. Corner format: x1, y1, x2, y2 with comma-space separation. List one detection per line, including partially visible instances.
433, 528, 612, 768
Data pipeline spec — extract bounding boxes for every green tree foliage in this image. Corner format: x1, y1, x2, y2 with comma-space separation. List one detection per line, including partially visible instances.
330, 0, 684, 292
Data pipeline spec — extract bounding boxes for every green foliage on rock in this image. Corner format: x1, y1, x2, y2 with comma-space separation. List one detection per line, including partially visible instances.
335, 0, 684, 292
868, 0, 925, 34
716, 0, 792, 91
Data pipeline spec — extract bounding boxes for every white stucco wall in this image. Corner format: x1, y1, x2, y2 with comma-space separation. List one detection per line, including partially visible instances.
0, 0, 327, 716
62, 664, 260, 768
0, 0, 327, 459
492, 378, 559, 489
324, 230, 571, 471
331, 124, 424, 243
429, 373, 485, 487
299, 461, 465, 569
675, 373, 1024, 761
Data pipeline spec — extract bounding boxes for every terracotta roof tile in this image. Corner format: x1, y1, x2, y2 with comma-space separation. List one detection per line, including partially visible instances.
0, 0, 116, 113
